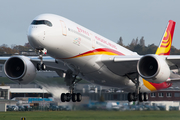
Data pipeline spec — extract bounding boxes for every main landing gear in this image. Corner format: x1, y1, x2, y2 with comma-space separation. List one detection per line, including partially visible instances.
36, 49, 47, 71
126, 73, 149, 102
61, 93, 82, 102
128, 92, 148, 102
61, 70, 82, 102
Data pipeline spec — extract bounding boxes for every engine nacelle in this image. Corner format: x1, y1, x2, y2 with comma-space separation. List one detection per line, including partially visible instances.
4, 56, 36, 84
137, 54, 170, 83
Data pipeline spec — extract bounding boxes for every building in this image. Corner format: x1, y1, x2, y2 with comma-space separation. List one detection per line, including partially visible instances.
0, 86, 10, 100
149, 89, 180, 101
0, 86, 52, 100
10, 88, 52, 99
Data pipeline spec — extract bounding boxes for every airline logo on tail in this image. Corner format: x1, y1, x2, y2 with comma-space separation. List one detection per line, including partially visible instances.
155, 20, 176, 55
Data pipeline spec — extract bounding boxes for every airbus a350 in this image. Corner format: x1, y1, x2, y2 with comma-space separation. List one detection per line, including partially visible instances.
1, 14, 180, 102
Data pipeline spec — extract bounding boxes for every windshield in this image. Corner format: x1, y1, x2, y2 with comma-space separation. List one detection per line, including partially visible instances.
31, 20, 52, 27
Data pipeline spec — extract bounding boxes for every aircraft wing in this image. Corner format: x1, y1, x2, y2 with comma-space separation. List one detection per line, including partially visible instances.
0, 56, 58, 68
29, 56, 56, 68
100, 55, 141, 76
165, 55, 180, 81
0, 57, 11, 64
1, 54, 180, 80
101, 55, 180, 81
29, 56, 69, 73
30, 56, 68, 77
166, 55, 180, 68
0, 56, 68, 77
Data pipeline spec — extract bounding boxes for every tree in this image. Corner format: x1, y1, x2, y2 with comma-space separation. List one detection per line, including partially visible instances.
135, 37, 138, 45
139, 36, 145, 47
117, 37, 123, 46
130, 38, 136, 46
24, 43, 31, 47
145, 44, 157, 54
1, 44, 8, 48
0, 82, 5, 86
170, 46, 180, 55
134, 44, 143, 54
128, 38, 136, 50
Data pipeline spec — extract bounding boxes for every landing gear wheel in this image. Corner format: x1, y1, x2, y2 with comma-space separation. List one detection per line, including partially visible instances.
37, 63, 41, 71
72, 93, 77, 102
66, 93, 71, 102
126, 73, 142, 102
77, 93, 82, 102
139, 93, 144, 102
61, 71, 83, 102
133, 93, 137, 101
41, 63, 46, 70
61, 93, 66, 102
35, 48, 47, 71
36, 63, 46, 70
128, 93, 134, 102
144, 93, 148, 101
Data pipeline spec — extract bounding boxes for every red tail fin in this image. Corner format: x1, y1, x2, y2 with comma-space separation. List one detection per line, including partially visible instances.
155, 20, 176, 55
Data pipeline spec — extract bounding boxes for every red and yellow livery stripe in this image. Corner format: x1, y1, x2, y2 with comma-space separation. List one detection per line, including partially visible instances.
61, 48, 124, 59
143, 79, 172, 91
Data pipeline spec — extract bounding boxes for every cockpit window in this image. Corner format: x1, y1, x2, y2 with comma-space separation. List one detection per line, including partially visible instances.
31, 20, 52, 27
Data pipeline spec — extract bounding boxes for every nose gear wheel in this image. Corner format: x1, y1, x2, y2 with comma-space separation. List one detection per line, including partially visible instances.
35, 48, 47, 71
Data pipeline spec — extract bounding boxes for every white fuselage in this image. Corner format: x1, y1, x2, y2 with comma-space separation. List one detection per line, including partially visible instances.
27, 14, 149, 92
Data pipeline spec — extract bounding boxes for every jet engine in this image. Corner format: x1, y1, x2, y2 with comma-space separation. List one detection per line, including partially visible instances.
4, 56, 36, 84
137, 54, 170, 83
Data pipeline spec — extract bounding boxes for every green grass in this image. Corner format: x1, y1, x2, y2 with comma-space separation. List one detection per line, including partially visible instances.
0, 111, 180, 120
0, 77, 15, 84
0, 77, 90, 85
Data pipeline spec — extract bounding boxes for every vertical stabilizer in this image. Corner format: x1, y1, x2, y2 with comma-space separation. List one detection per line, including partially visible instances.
155, 20, 176, 55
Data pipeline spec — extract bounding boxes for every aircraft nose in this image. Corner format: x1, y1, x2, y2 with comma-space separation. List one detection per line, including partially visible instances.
27, 27, 44, 49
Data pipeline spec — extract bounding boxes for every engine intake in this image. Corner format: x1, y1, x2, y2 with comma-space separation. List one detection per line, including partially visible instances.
137, 54, 170, 83
4, 56, 36, 84
5, 57, 25, 78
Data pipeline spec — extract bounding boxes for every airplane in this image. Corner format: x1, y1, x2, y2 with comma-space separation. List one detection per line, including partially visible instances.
1, 13, 180, 102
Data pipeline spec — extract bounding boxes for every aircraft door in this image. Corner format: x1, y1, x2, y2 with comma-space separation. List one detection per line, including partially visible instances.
60, 20, 67, 36
91, 34, 96, 49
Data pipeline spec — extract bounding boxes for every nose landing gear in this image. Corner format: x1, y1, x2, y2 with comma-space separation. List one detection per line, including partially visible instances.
36, 48, 47, 71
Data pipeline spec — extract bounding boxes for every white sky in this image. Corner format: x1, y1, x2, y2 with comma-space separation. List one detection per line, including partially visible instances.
1, 0, 180, 48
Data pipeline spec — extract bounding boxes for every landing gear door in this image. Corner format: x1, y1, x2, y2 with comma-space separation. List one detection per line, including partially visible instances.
60, 20, 67, 36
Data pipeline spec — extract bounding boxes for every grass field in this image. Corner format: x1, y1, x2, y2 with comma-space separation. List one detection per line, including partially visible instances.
0, 111, 180, 120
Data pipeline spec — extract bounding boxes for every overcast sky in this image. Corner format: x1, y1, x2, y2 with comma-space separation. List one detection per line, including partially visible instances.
1, 0, 180, 49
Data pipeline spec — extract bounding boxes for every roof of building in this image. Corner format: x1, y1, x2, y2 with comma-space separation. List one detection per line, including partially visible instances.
0, 86, 10, 89
10, 88, 48, 93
